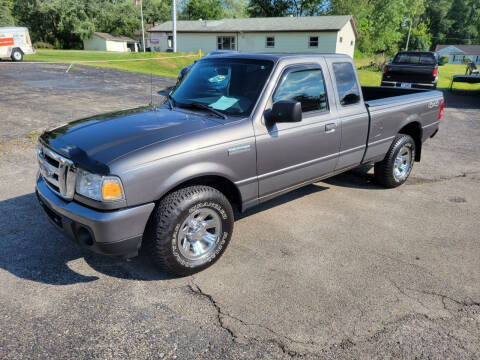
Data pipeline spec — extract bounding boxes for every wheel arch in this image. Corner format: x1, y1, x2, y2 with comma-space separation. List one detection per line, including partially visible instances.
155, 170, 243, 213
398, 121, 422, 161
13, 47, 24, 55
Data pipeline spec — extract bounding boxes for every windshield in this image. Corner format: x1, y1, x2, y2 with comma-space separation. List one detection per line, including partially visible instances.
393, 52, 436, 65
170, 58, 274, 117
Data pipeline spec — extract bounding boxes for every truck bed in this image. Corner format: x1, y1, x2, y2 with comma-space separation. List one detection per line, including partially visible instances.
360, 86, 443, 164
361, 86, 426, 102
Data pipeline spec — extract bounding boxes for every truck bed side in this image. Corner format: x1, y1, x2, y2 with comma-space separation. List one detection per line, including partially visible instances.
361, 86, 443, 163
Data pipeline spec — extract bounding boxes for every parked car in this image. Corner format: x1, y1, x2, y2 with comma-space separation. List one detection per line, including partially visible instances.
381, 51, 439, 89
36, 53, 444, 275
0, 27, 35, 62
177, 50, 237, 83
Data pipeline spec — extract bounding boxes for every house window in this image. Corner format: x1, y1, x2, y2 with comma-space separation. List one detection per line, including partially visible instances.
309, 36, 318, 48
350, 40, 354, 46
265, 36, 275, 48
339, 36, 343, 43
453, 55, 456, 62
217, 36, 235, 50
167, 35, 173, 49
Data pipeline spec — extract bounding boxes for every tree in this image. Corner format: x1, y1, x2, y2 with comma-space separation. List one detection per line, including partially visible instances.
13, 0, 94, 48
445, 0, 479, 45
0, 0, 14, 26
247, 0, 327, 17
223, 0, 249, 18
423, 0, 452, 48
181, 0, 224, 20
87, 0, 140, 37
143, 0, 172, 25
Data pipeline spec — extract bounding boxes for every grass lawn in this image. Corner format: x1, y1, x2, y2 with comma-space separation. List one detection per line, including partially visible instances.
24, 49, 480, 90
354, 57, 480, 90
24, 49, 198, 78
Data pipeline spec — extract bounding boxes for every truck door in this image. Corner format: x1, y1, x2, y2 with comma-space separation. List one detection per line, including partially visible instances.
254, 61, 341, 201
325, 59, 370, 171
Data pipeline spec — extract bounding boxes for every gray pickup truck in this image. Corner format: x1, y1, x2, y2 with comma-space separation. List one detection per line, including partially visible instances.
36, 53, 444, 275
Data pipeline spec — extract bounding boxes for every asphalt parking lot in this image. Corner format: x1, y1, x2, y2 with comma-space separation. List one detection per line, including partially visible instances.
1, 63, 479, 359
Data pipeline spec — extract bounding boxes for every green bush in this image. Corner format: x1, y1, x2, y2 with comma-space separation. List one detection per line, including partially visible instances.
33, 41, 54, 49
439, 55, 449, 65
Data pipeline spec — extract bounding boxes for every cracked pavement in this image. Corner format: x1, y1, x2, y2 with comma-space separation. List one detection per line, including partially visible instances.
0, 64, 479, 359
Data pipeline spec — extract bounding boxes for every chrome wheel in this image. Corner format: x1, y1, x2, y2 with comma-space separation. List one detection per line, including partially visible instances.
393, 145, 412, 182
177, 208, 222, 261
12, 51, 22, 61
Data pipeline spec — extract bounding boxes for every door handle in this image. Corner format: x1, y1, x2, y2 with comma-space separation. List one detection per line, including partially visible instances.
325, 123, 337, 133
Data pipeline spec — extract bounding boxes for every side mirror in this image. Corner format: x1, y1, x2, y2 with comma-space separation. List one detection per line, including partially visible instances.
264, 101, 302, 125
341, 93, 360, 106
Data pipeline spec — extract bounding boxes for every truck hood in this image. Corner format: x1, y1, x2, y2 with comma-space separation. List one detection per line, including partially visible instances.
40, 106, 222, 174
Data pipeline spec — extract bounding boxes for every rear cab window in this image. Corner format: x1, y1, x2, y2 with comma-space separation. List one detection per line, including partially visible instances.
332, 62, 361, 106
273, 67, 328, 113
393, 52, 436, 65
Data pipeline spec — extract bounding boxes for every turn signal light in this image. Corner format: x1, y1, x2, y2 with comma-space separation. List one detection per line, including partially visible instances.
439, 99, 445, 120
383, 66, 388, 73
433, 68, 438, 77
102, 179, 123, 201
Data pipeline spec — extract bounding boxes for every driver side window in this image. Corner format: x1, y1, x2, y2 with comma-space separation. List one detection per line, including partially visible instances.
273, 68, 328, 113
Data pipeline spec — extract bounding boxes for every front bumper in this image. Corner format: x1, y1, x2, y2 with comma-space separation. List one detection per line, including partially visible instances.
36, 175, 155, 258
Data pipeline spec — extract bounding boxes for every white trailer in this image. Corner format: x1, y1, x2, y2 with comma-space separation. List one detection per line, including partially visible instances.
0, 27, 35, 62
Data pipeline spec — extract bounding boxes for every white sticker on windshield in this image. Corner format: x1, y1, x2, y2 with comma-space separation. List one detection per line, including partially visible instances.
210, 96, 239, 111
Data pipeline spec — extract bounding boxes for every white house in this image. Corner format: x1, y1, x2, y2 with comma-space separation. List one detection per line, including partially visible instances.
83, 32, 138, 52
148, 16, 358, 57
435, 44, 480, 65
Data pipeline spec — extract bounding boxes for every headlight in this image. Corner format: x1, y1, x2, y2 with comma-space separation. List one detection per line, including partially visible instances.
75, 169, 124, 202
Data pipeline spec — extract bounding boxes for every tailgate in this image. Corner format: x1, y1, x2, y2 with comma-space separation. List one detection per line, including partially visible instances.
384, 64, 436, 83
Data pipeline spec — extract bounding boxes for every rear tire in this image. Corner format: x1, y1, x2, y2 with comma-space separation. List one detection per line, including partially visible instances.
11, 48, 23, 62
374, 134, 415, 188
145, 185, 234, 276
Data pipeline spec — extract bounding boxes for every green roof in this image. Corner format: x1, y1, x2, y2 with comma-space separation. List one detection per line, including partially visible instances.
149, 16, 356, 36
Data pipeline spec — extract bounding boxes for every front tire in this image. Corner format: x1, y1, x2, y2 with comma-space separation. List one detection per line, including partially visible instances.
374, 134, 416, 188
146, 185, 234, 276
11, 48, 23, 62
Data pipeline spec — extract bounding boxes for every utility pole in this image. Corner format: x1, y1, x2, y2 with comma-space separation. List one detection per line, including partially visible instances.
140, 0, 146, 52
405, 17, 413, 51
172, 0, 177, 52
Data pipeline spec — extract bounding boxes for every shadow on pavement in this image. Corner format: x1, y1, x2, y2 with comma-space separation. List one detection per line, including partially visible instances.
238, 183, 329, 219
323, 164, 384, 190
1, 170, 384, 285
441, 89, 480, 110
0, 193, 172, 286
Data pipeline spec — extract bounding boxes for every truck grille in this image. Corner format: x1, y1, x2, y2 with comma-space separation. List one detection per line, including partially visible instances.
37, 144, 76, 200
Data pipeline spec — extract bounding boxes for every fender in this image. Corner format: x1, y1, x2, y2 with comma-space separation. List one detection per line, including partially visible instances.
153, 161, 242, 202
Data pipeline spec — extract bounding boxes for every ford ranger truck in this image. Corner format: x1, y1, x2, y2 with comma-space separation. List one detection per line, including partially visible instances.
36, 54, 444, 275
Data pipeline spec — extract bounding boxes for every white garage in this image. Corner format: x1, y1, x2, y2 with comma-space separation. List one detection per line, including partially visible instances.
83, 32, 138, 53
148, 15, 358, 58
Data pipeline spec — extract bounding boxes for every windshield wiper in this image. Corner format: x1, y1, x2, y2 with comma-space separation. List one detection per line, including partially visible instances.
179, 102, 228, 120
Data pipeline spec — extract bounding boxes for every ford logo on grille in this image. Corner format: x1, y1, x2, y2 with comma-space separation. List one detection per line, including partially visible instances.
44, 164, 54, 177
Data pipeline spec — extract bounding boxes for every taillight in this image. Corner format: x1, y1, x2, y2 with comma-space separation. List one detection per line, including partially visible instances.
439, 99, 444, 120
433, 68, 438, 77
383, 66, 388, 74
